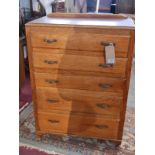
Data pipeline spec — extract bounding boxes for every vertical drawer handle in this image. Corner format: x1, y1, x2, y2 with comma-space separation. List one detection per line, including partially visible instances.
43, 38, 57, 44
48, 120, 59, 124
44, 60, 58, 64
98, 64, 113, 68
96, 103, 111, 109
47, 99, 59, 103
100, 42, 115, 67
99, 83, 112, 89
45, 79, 59, 84
95, 124, 108, 129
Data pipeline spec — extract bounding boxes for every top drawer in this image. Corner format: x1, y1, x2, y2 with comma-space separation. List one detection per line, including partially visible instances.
30, 27, 130, 57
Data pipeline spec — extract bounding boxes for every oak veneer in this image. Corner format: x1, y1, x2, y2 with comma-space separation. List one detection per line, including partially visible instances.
30, 29, 130, 52
33, 52, 127, 78
36, 87, 123, 117
26, 13, 134, 145
34, 72, 125, 94
38, 111, 120, 139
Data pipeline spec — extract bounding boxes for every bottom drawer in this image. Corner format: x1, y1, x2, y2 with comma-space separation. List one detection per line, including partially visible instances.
38, 112, 120, 139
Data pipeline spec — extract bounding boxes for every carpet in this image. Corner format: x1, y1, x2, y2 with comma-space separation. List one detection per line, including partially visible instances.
20, 103, 134, 155
20, 145, 61, 155
19, 76, 32, 109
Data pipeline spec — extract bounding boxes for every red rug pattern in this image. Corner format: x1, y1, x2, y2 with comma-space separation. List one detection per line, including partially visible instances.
19, 76, 32, 109
20, 146, 60, 155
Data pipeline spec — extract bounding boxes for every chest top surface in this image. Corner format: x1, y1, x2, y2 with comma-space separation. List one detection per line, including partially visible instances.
26, 13, 135, 29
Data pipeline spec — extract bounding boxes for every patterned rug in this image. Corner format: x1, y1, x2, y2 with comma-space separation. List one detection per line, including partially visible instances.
20, 145, 61, 155
19, 75, 32, 109
19, 103, 134, 155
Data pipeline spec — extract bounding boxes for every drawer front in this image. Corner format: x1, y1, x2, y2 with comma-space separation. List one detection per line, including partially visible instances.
34, 72, 125, 95
33, 52, 127, 78
36, 87, 122, 116
30, 28, 130, 57
38, 112, 120, 139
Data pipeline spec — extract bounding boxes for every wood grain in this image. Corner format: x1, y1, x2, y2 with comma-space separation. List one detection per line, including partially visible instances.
36, 87, 123, 116
33, 47, 128, 58
117, 30, 135, 140
26, 14, 134, 29
25, 27, 40, 132
47, 13, 128, 19
33, 52, 127, 78
38, 111, 120, 139
34, 72, 125, 94
30, 28, 130, 53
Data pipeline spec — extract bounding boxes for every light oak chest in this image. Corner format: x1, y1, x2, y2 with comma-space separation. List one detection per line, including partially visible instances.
26, 13, 134, 144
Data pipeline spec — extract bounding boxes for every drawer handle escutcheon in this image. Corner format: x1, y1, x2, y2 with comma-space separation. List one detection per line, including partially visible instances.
96, 103, 111, 109
45, 79, 59, 84
47, 99, 59, 103
43, 38, 57, 44
95, 124, 108, 129
101, 42, 115, 46
99, 83, 112, 89
44, 60, 58, 64
98, 63, 113, 68
48, 120, 59, 124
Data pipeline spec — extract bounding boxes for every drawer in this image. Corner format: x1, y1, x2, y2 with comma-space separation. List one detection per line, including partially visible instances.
38, 112, 120, 139
36, 87, 122, 116
30, 28, 130, 57
33, 52, 127, 78
34, 72, 125, 95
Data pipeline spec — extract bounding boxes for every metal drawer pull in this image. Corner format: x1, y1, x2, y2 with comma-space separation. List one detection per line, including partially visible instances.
101, 42, 115, 47
47, 99, 59, 103
43, 38, 57, 44
100, 42, 115, 67
95, 124, 108, 129
45, 79, 59, 84
99, 83, 112, 89
98, 63, 113, 68
44, 60, 58, 64
48, 120, 59, 124
96, 103, 111, 109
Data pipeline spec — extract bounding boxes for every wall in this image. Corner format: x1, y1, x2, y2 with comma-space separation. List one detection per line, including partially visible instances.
19, 0, 135, 14
117, 0, 135, 14
20, 0, 30, 9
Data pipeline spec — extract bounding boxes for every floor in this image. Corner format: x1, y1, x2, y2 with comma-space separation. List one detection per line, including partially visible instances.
19, 146, 50, 155
19, 73, 32, 109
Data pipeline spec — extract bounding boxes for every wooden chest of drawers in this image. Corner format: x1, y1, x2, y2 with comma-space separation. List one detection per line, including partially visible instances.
26, 13, 134, 144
